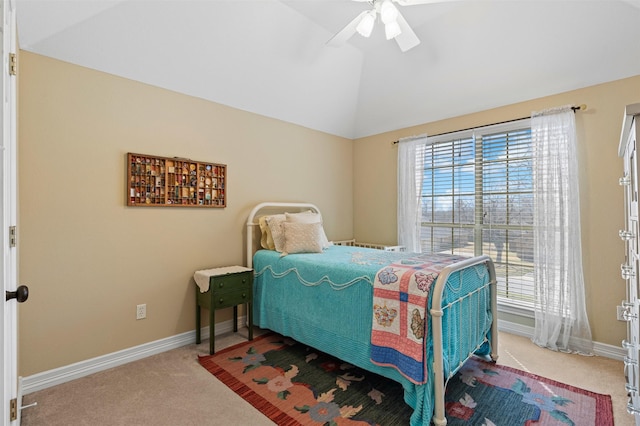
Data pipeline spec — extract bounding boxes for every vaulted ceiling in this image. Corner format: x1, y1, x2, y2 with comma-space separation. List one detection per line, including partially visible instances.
16, 0, 640, 139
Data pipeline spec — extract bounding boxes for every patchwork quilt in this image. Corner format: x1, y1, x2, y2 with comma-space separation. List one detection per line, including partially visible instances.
370, 254, 466, 384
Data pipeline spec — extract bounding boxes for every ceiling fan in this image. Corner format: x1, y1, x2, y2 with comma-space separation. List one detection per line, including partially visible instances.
327, 0, 448, 52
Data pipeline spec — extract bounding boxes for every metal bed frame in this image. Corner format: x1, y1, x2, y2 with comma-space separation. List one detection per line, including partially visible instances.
246, 201, 498, 425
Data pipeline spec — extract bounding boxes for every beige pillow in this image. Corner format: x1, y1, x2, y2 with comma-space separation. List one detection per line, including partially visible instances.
266, 214, 287, 252
282, 222, 324, 255
285, 211, 330, 248
257, 216, 273, 249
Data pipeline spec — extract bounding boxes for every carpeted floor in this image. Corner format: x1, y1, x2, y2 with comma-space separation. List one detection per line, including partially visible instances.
20, 329, 633, 426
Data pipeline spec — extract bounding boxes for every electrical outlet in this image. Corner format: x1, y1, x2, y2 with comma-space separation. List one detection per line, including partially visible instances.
136, 304, 146, 320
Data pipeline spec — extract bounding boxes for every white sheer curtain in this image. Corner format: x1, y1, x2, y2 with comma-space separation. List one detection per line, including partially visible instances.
397, 136, 426, 253
531, 106, 593, 355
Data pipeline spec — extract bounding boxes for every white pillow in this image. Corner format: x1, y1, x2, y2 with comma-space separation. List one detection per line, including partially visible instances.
265, 214, 287, 252
282, 222, 324, 255
285, 211, 320, 223
285, 211, 330, 248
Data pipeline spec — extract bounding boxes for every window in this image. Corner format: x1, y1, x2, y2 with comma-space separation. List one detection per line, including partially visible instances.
418, 120, 534, 310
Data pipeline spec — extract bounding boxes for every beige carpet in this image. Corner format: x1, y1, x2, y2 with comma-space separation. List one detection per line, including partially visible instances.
21, 329, 631, 425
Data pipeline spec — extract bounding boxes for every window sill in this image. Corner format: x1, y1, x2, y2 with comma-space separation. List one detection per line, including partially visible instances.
497, 300, 534, 319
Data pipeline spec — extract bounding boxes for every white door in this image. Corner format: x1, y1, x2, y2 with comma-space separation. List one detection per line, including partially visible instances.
1, 0, 20, 424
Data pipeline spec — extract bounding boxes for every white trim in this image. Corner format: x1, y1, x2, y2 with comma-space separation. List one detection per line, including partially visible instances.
21, 317, 245, 395
497, 301, 534, 318
498, 319, 625, 361
21, 317, 624, 395
618, 103, 640, 156
2, 1, 18, 424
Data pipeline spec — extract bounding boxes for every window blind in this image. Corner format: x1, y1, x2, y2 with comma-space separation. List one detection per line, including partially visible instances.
418, 120, 534, 308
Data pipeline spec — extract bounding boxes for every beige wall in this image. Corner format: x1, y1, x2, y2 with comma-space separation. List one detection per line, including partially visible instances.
18, 52, 354, 376
354, 74, 640, 348
18, 49, 639, 377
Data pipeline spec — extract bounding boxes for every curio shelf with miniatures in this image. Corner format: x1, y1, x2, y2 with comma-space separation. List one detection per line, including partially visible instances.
127, 153, 226, 207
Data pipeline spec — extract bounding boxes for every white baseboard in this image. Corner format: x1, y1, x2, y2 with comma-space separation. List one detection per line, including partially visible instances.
21, 317, 239, 395
22, 317, 624, 395
497, 319, 625, 361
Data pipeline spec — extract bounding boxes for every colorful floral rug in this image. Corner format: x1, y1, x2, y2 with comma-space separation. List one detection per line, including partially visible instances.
198, 333, 613, 425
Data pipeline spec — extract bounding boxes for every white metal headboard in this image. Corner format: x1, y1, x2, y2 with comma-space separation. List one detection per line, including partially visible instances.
245, 202, 321, 268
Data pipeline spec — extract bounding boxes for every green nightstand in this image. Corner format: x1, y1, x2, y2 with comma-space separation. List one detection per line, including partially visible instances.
194, 266, 253, 355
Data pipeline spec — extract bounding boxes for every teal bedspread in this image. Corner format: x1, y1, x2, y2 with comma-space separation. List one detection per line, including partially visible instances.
252, 245, 492, 426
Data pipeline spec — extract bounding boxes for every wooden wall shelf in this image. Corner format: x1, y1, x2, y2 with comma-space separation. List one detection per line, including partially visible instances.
127, 153, 226, 207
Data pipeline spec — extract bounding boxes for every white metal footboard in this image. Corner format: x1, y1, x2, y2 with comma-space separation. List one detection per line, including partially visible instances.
430, 255, 498, 426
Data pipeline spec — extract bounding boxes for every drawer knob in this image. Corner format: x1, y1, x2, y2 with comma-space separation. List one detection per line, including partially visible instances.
620, 230, 636, 241
219, 298, 224, 304
622, 264, 636, 280
218, 282, 225, 288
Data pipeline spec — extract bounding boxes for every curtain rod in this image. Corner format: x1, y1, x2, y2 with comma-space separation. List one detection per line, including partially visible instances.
392, 104, 587, 145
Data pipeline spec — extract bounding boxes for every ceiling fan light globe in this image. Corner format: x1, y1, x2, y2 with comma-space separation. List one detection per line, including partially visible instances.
385, 20, 402, 40
380, 0, 399, 24
356, 11, 375, 37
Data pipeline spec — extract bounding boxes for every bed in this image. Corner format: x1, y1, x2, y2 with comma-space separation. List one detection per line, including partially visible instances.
246, 202, 498, 425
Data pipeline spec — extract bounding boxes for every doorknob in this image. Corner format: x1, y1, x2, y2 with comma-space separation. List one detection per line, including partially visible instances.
6, 285, 28, 303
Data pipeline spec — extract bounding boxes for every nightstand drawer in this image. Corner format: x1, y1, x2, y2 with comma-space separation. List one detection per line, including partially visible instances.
213, 289, 251, 309
211, 271, 251, 293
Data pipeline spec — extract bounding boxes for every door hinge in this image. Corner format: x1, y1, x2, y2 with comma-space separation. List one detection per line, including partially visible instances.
9, 53, 17, 76
9, 398, 17, 421
9, 226, 16, 247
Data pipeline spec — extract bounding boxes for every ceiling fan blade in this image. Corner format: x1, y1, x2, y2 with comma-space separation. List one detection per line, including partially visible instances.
326, 10, 369, 47
393, 10, 420, 52
394, 0, 460, 5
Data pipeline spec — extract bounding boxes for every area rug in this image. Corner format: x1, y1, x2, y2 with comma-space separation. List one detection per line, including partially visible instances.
198, 333, 613, 425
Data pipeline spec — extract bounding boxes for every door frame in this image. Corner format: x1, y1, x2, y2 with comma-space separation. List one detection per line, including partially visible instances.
1, 0, 18, 424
